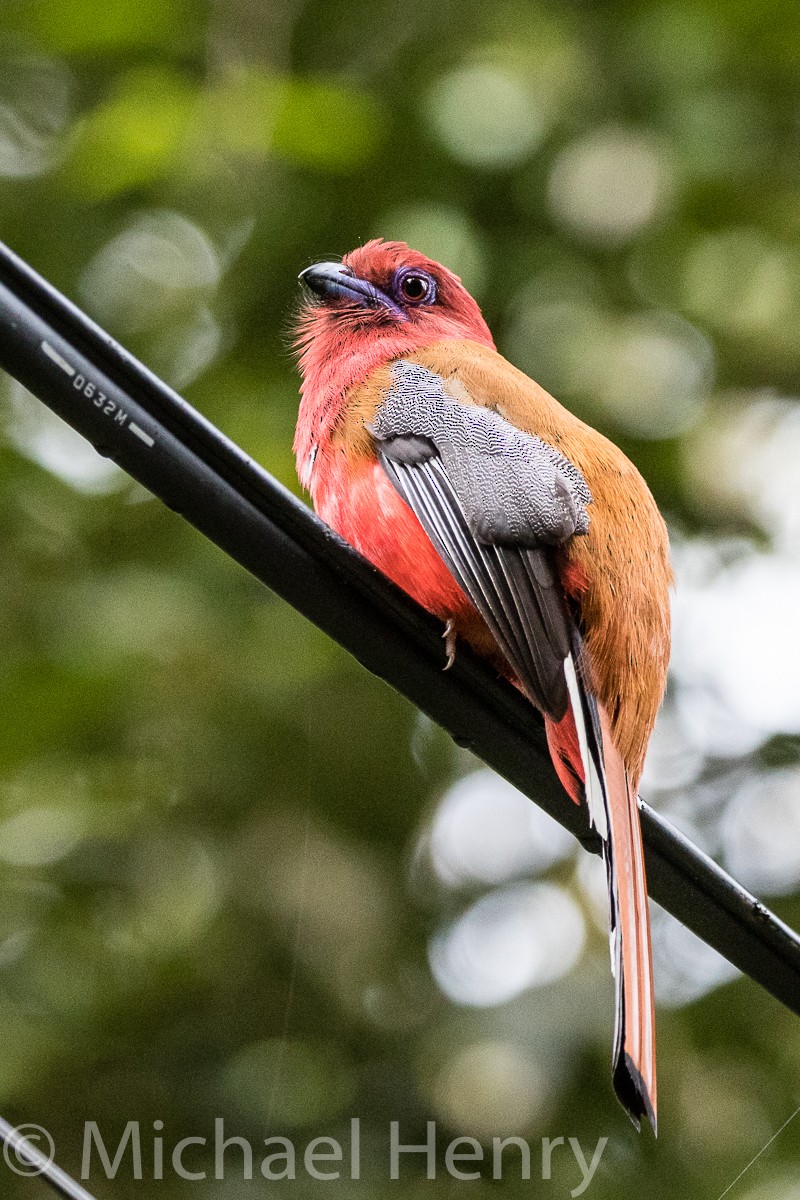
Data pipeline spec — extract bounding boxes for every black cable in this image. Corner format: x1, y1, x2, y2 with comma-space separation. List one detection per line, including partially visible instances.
0, 239, 797, 1161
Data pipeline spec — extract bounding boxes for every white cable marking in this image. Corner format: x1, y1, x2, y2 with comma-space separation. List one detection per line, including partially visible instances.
40, 341, 75, 377
129, 422, 154, 448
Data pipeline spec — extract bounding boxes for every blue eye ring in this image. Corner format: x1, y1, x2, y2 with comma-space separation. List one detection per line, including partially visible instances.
394, 268, 436, 306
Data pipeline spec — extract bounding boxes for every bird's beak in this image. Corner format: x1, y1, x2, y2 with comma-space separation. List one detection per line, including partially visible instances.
298, 261, 404, 318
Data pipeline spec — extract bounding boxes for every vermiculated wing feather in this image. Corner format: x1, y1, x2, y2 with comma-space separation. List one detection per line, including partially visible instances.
371, 359, 591, 547
382, 453, 570, 720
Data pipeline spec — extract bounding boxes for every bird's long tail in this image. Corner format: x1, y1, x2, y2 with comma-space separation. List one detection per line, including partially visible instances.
546, 645, 657, 1133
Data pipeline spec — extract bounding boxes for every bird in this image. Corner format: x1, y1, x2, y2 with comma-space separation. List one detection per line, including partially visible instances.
293, 240, 672, 1132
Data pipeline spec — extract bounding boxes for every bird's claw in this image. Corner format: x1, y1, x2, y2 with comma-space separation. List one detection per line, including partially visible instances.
443, 618, 457, 670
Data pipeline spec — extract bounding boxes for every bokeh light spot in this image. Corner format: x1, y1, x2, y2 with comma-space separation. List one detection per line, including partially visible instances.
429, 882, 585, 1006
591, 312, 713, 439
428, 769, 574, 888
722, 769, 800, 897
684, 228, 797, 337
426, 64, 544, 170
0, 54, 73, 178
672, 547, 800, 735
548, 126, 672, 244
0, 805, 87, 867
432, 1041, 548, 1138
3, 378, 124, 493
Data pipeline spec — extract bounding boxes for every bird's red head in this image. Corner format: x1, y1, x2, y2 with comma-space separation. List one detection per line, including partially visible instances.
293, 240, 494, 490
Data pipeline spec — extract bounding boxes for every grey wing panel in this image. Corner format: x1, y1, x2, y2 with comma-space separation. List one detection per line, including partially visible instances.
371, 359, 593, 719
371, 360, 592, 547
381, 453, 571, 720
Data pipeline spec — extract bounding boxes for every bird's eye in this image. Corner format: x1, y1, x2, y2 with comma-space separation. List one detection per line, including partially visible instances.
396, 271, 435, 305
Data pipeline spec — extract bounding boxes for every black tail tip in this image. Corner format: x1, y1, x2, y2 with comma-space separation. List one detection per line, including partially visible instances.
614, 1054, 657, 1136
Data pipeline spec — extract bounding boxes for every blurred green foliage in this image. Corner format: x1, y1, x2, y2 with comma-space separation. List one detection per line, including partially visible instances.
1, 0, 800, 1197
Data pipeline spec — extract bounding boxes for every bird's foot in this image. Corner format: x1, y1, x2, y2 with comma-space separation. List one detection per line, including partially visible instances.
443, 619, 457, 670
